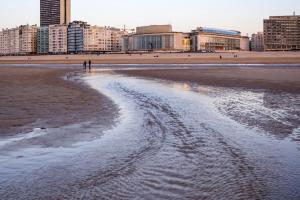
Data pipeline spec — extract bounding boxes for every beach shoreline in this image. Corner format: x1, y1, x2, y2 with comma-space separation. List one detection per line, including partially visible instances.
1, 51, 300, 64
1, 64, 300, 136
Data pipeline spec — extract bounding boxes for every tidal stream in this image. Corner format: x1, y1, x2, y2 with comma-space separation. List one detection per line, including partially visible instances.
0, 71, 300, 200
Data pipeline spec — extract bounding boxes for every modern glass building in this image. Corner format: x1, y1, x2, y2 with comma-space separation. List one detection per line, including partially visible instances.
190, 27, 241, 52
37, 27, 49, 54
67, 21, 89, 54
123, 25, 190, 52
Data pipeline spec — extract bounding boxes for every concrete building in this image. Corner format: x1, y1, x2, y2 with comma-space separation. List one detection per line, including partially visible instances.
49, 25, 68, 54
83, 26, 112, 52
264, 15, 300, 51
40, 0, 71, 26
240, 36, 250, 51
251, 32, 265, 51
190, 27, 241, 52
19, 25, 38, 55
0, 28, 20, 55
122, 25, 190, 52
110, 28, 128, 52
68, 21, 89, 53
37, 27, 49, 54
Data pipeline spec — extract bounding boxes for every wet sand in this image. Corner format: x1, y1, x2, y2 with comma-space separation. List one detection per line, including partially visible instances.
116, 67, 300, 92
1, 52, 300, 64
0, 67, 116, 136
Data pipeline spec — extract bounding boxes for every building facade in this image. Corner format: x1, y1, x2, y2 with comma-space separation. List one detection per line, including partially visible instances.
264, 15, 300, 51
83, 26, 112, 52
0, 28, 20, 55
40, 0, 71, 26
122, 25, 190, 52
19, 25, 38, 55
190, 27, 241, 52
37, 27, 49, 54
240, 36, 250, 51
110, 28, 127, 52
251, 32, 265, 51
49, 25, 68, 54
68, 21, 89, 53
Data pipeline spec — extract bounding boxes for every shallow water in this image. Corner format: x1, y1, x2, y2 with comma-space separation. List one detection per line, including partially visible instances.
0, 71, 300, 200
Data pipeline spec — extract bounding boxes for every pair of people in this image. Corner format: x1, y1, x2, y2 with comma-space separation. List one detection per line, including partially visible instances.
83, 60, 92, 70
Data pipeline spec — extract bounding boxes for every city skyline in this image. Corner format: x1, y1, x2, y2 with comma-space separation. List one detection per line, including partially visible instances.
0, 0, 299, 35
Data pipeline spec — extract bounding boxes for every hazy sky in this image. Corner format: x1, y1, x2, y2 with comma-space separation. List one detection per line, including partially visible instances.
0, 0, 299, 35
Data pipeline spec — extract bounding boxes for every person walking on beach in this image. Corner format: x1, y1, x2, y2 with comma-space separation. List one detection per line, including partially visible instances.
83, 61, 87, 69
88, 60, 92, 70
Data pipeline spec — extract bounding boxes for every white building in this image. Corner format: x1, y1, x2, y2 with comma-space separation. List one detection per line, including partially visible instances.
240, 36, 250, 51
49, 25, 68, 54
19, 25, 38, 54
251, 32, 265, 51
110, 28, 127, 52
122, 25, 190, 52
83, 26, 112, 52
0, 25, 37, 55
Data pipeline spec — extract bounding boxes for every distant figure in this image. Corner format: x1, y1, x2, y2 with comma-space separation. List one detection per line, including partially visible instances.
220, 55, 222, 59
83, 61, 87, 69
88, 60, 92, 70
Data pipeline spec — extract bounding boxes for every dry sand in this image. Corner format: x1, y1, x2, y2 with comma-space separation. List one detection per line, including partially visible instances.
1, 51, 300, 64
0, 67, 116, 136
116, 67, 300, 92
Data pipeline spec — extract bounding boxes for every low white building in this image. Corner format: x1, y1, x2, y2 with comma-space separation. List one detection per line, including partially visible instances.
240, 36, 250, 51
49, 25, 68, 54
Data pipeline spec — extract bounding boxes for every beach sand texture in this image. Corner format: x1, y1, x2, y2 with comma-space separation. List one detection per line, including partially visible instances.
0, 67, 116, 135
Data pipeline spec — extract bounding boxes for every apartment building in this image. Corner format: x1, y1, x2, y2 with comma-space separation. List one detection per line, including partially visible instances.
122, 25, 190, 52
49, 25, 68, 54
264, 15, 300, 51
83, 26, 112, 52
110, 28, 127, 52
18, 25, 38, 55
37, 27, 49, 54
40, 0, 71, 26
251, 32, 265, 51
68, 21, 89, 53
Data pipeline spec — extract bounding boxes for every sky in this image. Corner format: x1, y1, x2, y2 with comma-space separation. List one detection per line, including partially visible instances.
0, 0, 299, 35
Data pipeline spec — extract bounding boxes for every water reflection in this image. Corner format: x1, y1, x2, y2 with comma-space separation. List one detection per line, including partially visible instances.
0, 72, 299, 200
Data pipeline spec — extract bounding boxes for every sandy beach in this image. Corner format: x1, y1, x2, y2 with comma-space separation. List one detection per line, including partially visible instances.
0, 67, 116, 136
0, 65, 299, 199
1, 51, 300, 64
1, 65, 299, 136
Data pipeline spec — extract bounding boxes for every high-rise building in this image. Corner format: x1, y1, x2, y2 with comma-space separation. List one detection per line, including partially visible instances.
68, 21, 89, 53
251, 32, 265, 51
264, 15, 300, 51
37, 27, 49, 54
40, 0, 71, 27
49, 25, 68, 54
